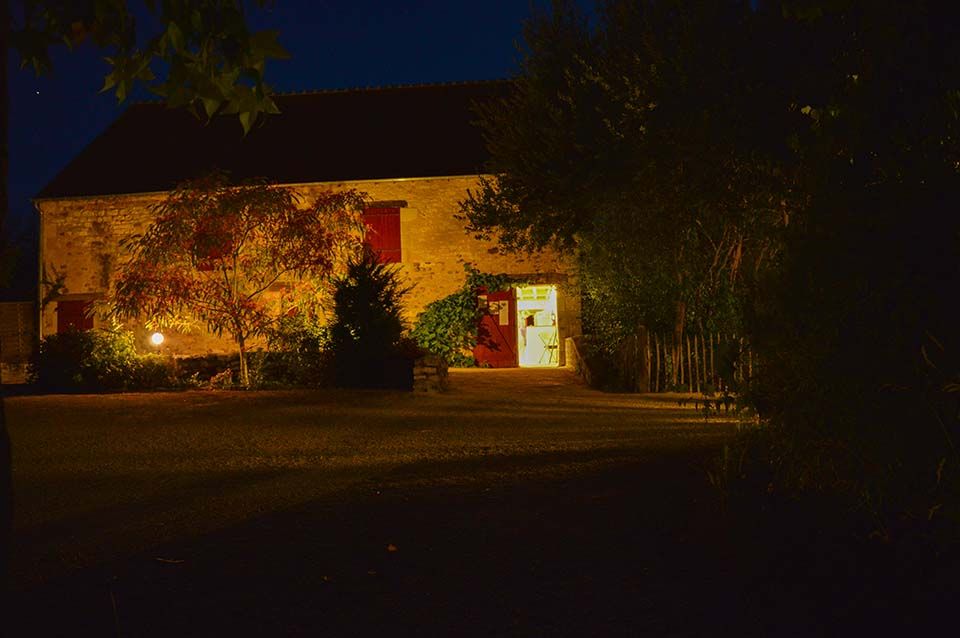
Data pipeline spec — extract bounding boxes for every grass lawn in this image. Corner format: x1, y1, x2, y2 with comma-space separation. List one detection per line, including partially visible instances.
4, 369, 953, 636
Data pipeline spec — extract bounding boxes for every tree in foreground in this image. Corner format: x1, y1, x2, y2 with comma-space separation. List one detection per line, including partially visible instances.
10, 0, 288, 132
112, 172, 365, 386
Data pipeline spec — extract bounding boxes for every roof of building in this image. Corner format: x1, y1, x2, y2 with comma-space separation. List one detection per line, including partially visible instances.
37, 80, 511, 199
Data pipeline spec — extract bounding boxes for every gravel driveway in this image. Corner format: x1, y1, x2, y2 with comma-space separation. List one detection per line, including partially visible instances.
7, 368, 742, 635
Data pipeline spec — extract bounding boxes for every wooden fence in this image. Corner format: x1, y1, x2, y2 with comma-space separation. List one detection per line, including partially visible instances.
615, 328, 753, 394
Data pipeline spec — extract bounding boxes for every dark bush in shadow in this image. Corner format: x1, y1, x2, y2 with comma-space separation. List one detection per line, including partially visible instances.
249, 350, 334, 388
568, 335, 629, 391
31, 328, 176, 392
254, 315, 334, 387
330, 248, 413, 390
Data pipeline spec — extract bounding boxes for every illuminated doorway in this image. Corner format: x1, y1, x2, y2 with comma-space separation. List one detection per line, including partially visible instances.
516, 284, 559, 367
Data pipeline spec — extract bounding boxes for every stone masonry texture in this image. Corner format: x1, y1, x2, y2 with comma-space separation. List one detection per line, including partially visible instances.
36, 176, 580, 364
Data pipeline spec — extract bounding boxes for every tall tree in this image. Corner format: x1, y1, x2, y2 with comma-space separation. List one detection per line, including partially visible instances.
461, 0, 796, 355
111, 173, 365, 386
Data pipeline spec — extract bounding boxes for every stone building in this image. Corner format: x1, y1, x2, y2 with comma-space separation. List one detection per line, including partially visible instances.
34, 81, 578, 367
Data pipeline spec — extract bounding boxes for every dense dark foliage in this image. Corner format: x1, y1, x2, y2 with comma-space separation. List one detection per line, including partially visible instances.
462, 0, 793, 350
743, 0, 960, 539
466, 0, 960, 545
252, 314, 333, 387
329, 248, 412, 389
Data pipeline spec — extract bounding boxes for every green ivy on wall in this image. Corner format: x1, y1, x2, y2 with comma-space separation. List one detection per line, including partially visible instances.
411, 264, 515, 367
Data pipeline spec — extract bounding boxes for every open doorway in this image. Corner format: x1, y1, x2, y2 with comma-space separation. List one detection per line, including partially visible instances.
516, 284, 559, 367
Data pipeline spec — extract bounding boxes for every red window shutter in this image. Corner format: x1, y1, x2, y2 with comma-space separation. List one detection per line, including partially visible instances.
57, 300, 94, 333
363, 208, 401, 263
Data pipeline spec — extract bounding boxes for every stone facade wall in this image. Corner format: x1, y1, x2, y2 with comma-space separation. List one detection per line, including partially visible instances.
36, 175, 580, 363
37, 191, 223, 355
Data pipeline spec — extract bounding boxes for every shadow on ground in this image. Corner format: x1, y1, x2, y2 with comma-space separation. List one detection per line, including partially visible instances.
12, 448, 738, 636
11, 449, 954, 637
4, 369, 956, 636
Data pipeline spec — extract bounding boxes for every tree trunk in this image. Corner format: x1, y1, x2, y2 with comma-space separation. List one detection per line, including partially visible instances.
672, 300, 686, 388
237, 334, 249, 387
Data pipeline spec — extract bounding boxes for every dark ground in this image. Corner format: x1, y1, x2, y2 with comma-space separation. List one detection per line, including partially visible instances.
3, 369, 954, 636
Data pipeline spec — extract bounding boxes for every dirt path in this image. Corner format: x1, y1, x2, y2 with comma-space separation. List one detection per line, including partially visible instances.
6, 369, 749, 635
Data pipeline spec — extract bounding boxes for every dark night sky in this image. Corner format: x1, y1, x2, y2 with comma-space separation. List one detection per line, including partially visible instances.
4, 0, 591, 298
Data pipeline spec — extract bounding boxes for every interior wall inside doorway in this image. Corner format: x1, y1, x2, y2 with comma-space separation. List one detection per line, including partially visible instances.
517, 284, 559, 367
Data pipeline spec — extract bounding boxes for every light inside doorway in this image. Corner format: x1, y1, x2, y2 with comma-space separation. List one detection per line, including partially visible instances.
516, 284, 559, 367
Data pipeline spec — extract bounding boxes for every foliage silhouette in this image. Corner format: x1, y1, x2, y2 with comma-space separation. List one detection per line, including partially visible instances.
465, 0, 960, 546
329, 248, 412, 389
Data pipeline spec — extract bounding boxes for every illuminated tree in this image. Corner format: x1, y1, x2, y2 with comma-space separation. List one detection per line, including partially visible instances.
112, 173, 365, 386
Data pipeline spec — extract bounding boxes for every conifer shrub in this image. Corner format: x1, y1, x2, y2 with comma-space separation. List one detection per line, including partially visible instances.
329, 248, 411, 389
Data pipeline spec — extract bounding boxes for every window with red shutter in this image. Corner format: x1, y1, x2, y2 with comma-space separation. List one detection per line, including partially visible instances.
363, 207, 401, 263
56, 300, 94, 333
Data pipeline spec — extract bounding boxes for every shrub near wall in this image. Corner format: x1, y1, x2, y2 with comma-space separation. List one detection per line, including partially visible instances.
329, 249, 413, 389
411, 265, 514, 367
252, 315, 334, 388
32, 327, 175, 392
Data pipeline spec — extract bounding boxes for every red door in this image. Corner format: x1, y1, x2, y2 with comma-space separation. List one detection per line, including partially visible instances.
473, 289, 517, 368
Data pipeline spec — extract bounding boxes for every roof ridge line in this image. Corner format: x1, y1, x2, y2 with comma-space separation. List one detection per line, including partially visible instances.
273, 78, 510, 97
130, 78, 511, 104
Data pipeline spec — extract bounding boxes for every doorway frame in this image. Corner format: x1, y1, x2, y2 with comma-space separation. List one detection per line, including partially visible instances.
515, 283, 560, 368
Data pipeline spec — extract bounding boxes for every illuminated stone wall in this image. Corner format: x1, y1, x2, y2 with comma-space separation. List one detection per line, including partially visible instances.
36, 175, 580, 363
37, 193, 172, 351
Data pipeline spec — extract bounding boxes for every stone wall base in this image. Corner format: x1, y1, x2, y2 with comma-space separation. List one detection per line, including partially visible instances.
413, 355, 449, 392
